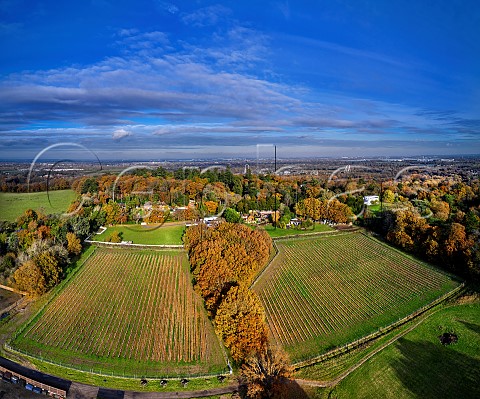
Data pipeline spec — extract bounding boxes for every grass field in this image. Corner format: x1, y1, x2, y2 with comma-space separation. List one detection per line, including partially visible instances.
93, 223, 185, 245
261, 223, 333, 238
0, 190, 76, 222
313, 301, 480, 399
253, 232, 460, 362
12, 247, 226, 377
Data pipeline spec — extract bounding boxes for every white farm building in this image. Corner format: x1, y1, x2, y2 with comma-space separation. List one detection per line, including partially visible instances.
363, 195, 380, 206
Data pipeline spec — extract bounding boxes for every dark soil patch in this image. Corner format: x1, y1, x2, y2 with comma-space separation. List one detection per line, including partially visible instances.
439, 332, 458, 345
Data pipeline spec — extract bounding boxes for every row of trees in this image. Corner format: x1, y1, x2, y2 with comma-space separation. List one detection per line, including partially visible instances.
367, 208, 479, 280
0, 207, 98, 295
184, 223, 294, 397
364, 174, 479, 281
295, 198, 354, 224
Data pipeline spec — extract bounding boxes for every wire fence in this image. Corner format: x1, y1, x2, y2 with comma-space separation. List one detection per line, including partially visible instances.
4, 343, 229, 380
293, 282, 465, 369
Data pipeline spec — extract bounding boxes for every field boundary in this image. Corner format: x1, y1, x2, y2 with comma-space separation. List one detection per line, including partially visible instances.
4, 342, 230, 380
250, 240, 280, 289
296, 295, 471, 388
293, 282, 465, 369
271, 227, 358, 242
9, 246, 229, 379
8, 246, 97, 344
84, 240, 184, 249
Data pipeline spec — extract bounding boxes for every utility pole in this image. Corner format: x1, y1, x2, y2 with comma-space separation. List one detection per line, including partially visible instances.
380, 181, 383, 213
274, 145, 277, 230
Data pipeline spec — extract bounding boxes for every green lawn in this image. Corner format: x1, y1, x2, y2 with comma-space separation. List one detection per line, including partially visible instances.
0, 190, 76, 222
313, 301, 480, 399
261, 223, 333, 238
92, 223, 185, 245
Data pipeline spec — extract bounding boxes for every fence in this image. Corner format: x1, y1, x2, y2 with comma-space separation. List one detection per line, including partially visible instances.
293, 282, 465, 369
84, 239, 184, 250
4, 343, 229, 380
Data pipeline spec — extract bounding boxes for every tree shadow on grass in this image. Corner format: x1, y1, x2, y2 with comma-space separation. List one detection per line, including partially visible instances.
97, 387, 124, 399
392, 338, 480, 399
238, 379, 310, 399
284, 380, 310, 399
458, 320, 480, 335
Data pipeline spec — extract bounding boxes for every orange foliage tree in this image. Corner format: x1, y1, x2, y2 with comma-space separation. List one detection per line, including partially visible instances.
184, 222, 273, 363
215, 285, 269, 362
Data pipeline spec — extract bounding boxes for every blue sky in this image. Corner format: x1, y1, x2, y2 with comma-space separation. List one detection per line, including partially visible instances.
0, 0, 479, 160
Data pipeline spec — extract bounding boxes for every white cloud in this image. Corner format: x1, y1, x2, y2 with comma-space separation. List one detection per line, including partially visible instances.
182, 5, 231, 28
155, 1, 178, 15
112, 128, 131, 140
1, 24, 478, 159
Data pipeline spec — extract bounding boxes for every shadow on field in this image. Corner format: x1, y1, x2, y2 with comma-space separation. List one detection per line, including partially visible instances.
97, 387, 125, 399
392, 338, 480, 399
284, 380, 310, 399
458, 320, 480, 335
238, 380, 309, 399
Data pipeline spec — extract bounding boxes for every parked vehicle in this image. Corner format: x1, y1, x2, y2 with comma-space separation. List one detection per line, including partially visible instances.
2, 371, 11, 382
11, 375, 19, 384
25, 383, 33, 391
32, 386, 43, 394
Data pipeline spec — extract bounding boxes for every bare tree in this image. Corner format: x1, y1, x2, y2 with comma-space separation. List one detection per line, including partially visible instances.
239, 345, 294, 399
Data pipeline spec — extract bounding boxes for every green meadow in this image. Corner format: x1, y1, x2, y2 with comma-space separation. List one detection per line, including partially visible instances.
0, 190, 76, 222
92, 223, 185, 245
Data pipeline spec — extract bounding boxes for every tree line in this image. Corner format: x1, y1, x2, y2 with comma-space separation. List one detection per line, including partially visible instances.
364, 177, 479, 281
184, 223, 294, 398
0, 207, 101, 295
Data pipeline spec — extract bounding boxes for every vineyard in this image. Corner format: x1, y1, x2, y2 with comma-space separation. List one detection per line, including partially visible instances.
253, 232, 460, 362
12, 247, 226, 377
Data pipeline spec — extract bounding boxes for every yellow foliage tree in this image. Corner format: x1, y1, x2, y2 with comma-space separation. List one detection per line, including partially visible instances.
214, 285, 268, 362
13, 260, 46, 296
204, 200, 218, 215
35, 251, 60, 290
66, 232, 82, 255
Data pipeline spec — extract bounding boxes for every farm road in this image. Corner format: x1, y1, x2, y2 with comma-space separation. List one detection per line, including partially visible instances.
1, 355, 238, 399
68, 381, 238, 398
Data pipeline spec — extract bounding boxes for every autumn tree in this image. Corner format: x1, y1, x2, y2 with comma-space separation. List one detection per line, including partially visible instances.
144, 208, 168, 224
106, 231, 122, 243
215, 285, 269, 362
102, 201, 128, 225
240, 345, 294, 399
442, 222, 473, 273
386, 210, 428, 252
324, 199, 354, 223
295, 197, 321, 220
382, 189, 395, 203
66, 232, 82, 255
430, 200, 450, 221
35, 251, 61, 290
204, 200, 219, 215
13, 260, 46, 295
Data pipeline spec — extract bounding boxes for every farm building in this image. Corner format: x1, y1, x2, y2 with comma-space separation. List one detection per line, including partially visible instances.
363, 195, 380, 205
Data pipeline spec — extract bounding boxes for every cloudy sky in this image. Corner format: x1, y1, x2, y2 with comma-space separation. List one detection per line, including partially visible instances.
1, 0, 479, 161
